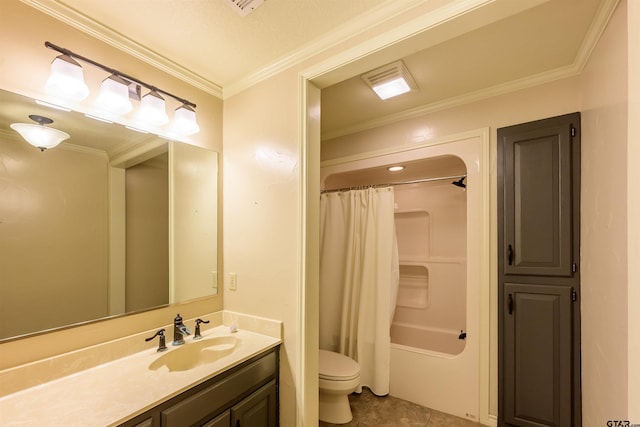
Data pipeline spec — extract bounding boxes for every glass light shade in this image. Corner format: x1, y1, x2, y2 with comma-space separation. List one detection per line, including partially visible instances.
96, 75, 133, 115
44, 54, 90, 101
139, 90, 169, 126
372, 77, 411, 100
10, 123, 70, 151
172, 105, 200, 135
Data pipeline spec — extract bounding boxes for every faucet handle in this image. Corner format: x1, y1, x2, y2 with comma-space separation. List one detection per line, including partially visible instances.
145, 329, 168, 352
194, 318, 210, 340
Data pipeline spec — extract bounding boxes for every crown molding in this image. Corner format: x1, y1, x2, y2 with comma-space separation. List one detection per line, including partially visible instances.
222, 0, 428, 98
572, 0, 621, 74
321, 0, 620, 141
20, 0, 223, 99
322, 63, 582, 141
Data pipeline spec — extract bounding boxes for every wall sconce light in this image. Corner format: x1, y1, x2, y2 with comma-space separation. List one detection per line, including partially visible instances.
139, 89, 169, 126
172, 104, 200, 136
10, 114, 70, 151
43, 41, 199, 136
96, 74, 133, 115
362, 60, 418, 100
44, 54, 90, 101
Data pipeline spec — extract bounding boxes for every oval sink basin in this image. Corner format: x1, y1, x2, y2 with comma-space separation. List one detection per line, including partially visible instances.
148, 336, 239, 372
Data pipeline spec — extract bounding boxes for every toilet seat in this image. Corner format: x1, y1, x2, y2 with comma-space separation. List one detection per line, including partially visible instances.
319, 350, 360, 381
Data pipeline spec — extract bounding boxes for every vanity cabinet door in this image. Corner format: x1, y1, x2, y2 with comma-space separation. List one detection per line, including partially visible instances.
202, 411, 230, 427
161, 351, 276, 426
231, 380, 277, 427
498, 113, 576, 278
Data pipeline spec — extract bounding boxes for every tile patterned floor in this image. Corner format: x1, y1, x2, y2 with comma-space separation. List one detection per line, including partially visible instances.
319, 387, 483, 427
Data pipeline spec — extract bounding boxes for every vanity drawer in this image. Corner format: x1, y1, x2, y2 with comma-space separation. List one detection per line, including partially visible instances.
161, 351, 276, 426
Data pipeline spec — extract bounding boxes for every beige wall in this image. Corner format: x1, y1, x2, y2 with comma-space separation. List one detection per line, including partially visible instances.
0, 137, 109, 338
0, 0, 223, 367
579, 2, 629, 424
171, 143, 219, 303
125, 153, 169, 312
628, 1, 640, 420
223, 68, 302, 426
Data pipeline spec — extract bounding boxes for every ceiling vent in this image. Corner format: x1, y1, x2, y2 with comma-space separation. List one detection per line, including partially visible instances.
361, 60, 418, 100
224, 0, 265, 16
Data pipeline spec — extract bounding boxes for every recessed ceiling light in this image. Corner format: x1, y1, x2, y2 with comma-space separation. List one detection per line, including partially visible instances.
388, 165, 405, 172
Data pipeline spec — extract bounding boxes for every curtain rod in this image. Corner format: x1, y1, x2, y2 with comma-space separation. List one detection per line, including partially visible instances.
320, 174, 466, 194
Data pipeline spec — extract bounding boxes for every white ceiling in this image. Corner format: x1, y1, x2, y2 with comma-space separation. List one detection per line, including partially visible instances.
26, 0, 616, 139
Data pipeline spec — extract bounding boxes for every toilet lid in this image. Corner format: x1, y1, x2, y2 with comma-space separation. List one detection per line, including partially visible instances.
319, 350, 360, 380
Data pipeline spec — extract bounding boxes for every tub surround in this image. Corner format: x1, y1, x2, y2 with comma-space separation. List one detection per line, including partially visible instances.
0, 311, 282, 426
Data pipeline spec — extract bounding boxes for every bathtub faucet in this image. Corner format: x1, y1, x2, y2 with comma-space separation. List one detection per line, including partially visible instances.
173, 313, 191, 346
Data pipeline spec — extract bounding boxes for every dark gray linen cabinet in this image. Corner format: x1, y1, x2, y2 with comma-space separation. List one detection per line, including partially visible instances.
498, 112, 581, 427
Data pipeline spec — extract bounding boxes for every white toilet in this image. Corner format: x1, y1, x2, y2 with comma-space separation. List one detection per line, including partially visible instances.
318, 349, 361, 424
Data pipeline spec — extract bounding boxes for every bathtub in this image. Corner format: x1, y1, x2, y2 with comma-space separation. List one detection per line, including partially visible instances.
390, 323, 465, 356
389, 321, 479, 422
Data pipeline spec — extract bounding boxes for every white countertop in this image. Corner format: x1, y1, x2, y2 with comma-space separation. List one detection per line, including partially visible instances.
0, 326, 280, 427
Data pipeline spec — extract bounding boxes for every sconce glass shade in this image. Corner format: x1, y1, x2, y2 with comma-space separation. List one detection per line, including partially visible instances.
45, 54, 90, 101
10, 115, 70, 151
139, 90, 169, 126
172, 104, 200, 135
96, 74, 133, 115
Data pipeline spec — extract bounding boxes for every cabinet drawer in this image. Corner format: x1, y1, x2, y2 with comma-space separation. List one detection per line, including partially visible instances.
131, 419, 153, 427
161, 351, 276, 426
203, 411, 230, 427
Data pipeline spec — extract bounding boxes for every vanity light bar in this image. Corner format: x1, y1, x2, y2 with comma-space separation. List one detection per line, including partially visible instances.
43, 41, 199, 137
44, 42, 196, 109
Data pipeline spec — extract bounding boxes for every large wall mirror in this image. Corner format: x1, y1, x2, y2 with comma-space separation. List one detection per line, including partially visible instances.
0, 89, 218, 341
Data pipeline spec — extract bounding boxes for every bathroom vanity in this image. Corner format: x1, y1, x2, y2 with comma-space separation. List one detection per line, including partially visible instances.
121, 347, 278, 427
0, 318, 281, 427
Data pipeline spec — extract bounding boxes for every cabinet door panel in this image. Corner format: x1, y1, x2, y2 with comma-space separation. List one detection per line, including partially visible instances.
231, 380, 277, 427
499, 119, 574, 277
503, 284, 572, 427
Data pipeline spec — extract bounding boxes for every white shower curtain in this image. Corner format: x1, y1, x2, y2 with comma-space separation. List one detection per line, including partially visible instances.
319, 187, 399, 396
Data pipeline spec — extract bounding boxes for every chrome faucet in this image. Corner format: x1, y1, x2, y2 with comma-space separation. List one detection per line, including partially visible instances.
172, 313, 191, 346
